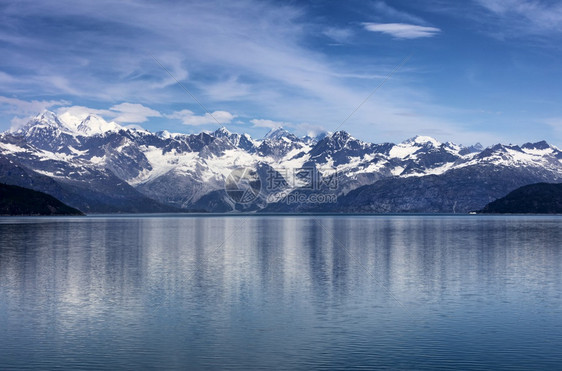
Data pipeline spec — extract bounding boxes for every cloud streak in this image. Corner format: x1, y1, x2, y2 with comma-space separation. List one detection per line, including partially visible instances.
0, 96, 70, 130
323, 27, 353, 43
363, 23, 441, 39
250, 118, 291, 129
1, 0, 552, 146
167, 110, 235, 126
55, 103, 161, 128
476, 0, 562, 35
110, 103, 161, 123
372, 1, 429, 25
0, 0, 445, 139
0, 96, 69, 115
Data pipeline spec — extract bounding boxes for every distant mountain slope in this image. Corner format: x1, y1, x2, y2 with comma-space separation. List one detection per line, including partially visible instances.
263, 165, 556, 214
3, 110, 562, 213
0, 156, 180, 213
480, 183, 562, 214
0, 183, 83, 215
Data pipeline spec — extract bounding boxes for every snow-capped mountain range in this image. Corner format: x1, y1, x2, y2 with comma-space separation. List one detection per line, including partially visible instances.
1, 110, 561, 213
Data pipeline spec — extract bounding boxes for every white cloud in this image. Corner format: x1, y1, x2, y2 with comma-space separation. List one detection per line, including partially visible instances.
167, 109, 235, 126
55, 103, 161, 126
202, 76, 251, 101
149, 53, 189, 89
323, 27, 353, 43
10, 116, 30, 130
0, 96, 69, 115
250, 118, 291, 129
57, 105, 112, 118
56, 105, 114, 128
476, 0, 562, 35
0, 1, 435, 139
249, 119, 326, 137
0, 72, 19, 85
295, 122, 327, 137
109, 103, 161, 123
363, 23, 441, 39
0, 96, 70, 130
122, 124, 146, 131
0, 1, 511, 144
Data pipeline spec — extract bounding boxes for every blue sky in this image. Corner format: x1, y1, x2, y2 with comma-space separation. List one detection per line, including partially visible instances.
1, 0, 562, 146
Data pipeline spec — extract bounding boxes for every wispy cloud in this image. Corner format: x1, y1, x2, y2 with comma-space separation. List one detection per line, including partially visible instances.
295, 122, 327, 137
55, 103, 161, 126
544, 117, 562, 139
0, 96, 69, 115
56, 106, 114, 125
0, 0, 441, 138
202, 76, 251, 101
475, 0, 562, 35
167, 110, 235, 126
363, 23, 441, 39
0, 0, 313, 103
250, 118, 327, 138
1, 96, 70, 130
250, 118, 290, 129
372, 1, 428, 25
110, 103, 161, 123
323, 27, 353, 43
0, 0, 532, 145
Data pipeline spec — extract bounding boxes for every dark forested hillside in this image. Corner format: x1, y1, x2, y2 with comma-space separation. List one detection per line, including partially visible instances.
480, 183, 562, 214
0, 183, 84, 215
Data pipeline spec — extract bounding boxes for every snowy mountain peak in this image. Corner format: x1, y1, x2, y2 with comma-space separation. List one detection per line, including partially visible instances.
4, 110, 562, 214
331, 130, 352, 140
157, 130, 172, 139
389, 136, 443, 159
15, 110, 69, 134
403, 135, 441, 147
459, 142, 484, 156
473, 142, 484, 151
522, 140, 550, 150
76, 114, 122, 135
326, 130, 356, 149
34, 110, 60, 124
213, 126, 233, 137
14, 111, 122, 136
32, 110, 66, 128
303, 131, 328, 142
309, 131, 361, 156
264, 127, 293, 140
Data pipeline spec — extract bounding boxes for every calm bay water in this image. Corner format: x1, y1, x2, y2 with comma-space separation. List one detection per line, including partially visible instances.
0, 215, 561, 370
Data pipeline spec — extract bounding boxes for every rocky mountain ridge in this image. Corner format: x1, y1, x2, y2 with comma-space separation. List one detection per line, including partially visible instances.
1, 110, 561, 213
